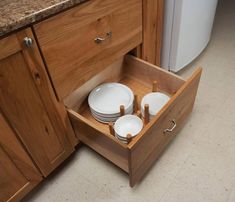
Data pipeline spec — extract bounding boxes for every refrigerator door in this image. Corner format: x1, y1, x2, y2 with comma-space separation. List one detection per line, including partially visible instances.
161, 0, 218, 72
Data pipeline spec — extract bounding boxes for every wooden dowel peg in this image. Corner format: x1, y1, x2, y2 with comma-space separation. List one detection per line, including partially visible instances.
136, 110, 141, 118
126, 134, 132, 144
152, 80, 157, 92
108, 122, 115, 136
134, 94, 138, 113
144, 104, 149, 125
120, 105, 125, 116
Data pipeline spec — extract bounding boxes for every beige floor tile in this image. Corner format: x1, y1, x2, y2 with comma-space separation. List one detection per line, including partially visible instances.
190, 117, 235, 161
169, 113, 212, 150
23, 167, 101, 202
93, 160, 177, 202
194, 82, 230, 116
23, 150, 102, 202
69, 147, 130, 190
160, 145, 235, 202
228, 184, 235, 202
217, 94, 235, 122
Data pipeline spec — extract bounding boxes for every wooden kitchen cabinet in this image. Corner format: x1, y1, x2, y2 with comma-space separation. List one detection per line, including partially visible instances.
0, 113, 42, 202
33, 0, 201, 187
0, 0, 200, 194
0, 29, 77, 177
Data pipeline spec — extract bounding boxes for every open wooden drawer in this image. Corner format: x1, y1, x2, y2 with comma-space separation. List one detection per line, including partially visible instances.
65, 55, 202, 187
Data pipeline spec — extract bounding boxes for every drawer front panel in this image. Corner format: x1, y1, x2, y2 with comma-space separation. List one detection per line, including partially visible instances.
34, 0, 142, 100
128, 68, 202, 187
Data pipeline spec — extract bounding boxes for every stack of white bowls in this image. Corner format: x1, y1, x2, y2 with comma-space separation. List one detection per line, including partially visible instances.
114, 115, 143, 144
88, 83, 134, 123
141, 92, 170, 120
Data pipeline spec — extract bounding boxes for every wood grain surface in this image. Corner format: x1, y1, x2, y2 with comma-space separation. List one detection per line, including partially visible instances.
0, 113, 42, 202
128, 68, 202, 187
142, 0, 164, 66
0, 29, 75, 176
34, 0, 142, 99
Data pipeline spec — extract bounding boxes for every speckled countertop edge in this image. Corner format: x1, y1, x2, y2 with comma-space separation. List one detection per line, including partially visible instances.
0, 0, 87, 37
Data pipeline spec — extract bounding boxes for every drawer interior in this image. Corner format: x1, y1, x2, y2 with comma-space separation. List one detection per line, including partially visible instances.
64, 55, 186, 147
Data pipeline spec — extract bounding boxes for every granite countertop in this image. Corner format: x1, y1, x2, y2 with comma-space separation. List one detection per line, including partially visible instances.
0, 0, 87, 37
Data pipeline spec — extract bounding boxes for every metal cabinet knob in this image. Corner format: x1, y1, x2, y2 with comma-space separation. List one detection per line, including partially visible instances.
94, 31, 112, 44
23, 37, 33, 47
164, 119, 177, 134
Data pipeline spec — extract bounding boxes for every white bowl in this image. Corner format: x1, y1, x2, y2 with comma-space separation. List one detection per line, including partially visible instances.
114, 115, 143, 138
141, 92, 170, 120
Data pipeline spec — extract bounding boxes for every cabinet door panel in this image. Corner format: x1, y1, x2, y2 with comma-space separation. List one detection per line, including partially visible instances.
0, 29, 75, 176
0, 113, 41, 202
0, 52, 63, 162
0, 148, 28, 202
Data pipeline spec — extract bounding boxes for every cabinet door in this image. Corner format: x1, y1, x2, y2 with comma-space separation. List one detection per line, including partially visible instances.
0, 113, 41, 202
0, 29, 76, 176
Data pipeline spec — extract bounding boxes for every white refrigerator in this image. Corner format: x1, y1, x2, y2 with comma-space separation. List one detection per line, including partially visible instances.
161, 0, 218, 72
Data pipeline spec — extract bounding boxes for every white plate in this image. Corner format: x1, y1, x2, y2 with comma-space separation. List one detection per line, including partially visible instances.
115, 133, 127, 139
116, 135, 128, 142
118, 139, 127, 144
91, 112, 118, 123
92, 110, 133, 121
90, 104, 133, 118
88, 83, 134, 115
91, 113, 117, 123
91, 107, 134, 124
114, 115, 143, 138
115, 134, 128, 143
141, 92, 170, 119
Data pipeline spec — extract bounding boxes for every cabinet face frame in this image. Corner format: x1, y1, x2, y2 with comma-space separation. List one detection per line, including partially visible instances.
0, 113, 42, 202
142, 0, 164, 66
0, 28, 76, 176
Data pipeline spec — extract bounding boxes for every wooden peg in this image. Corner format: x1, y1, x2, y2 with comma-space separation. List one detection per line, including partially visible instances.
152, 80, 157, 92
136, 110, 141, 118
120, 105, 125, 116
108, 122, 115, 136
144, 104, 149, 125
134, 94, 138, 113
126, 134, 132, 144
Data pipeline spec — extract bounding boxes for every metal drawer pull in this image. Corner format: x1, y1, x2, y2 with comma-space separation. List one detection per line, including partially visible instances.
164, 119, 177, 134
94, 31, 112, 44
